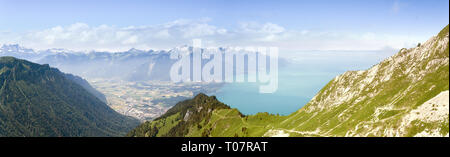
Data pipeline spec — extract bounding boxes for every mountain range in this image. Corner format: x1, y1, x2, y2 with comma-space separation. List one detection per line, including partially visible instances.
1, 45, 289, 82
1, 25, 448, 137
0, 45, 176, 81
127, 25, 449, 137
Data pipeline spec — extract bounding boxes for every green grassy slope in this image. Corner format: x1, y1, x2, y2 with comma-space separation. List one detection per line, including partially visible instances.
127, 93, 233, 137
128, 25, 449, 137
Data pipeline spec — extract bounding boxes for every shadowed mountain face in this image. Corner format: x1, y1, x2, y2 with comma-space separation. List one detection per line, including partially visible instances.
0, 57, 139, 137
128, 25, 449, 137
64, 73, 107, 103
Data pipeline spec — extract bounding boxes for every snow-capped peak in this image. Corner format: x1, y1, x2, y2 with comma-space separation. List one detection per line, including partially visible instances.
0, 44, 35, 54
39, 48, 77, 54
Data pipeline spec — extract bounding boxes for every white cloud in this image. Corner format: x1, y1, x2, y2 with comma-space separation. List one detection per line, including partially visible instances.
392, 0, 401, 13
240, 22, 285, 34
0, 19, 427, 52
0, 19, 232, 51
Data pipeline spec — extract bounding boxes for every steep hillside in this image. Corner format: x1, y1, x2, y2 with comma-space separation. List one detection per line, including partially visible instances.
129, 25, 449, 137
0, 57, 139, 137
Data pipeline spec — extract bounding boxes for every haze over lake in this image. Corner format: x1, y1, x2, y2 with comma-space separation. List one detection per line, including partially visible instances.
214, 50, 397, 115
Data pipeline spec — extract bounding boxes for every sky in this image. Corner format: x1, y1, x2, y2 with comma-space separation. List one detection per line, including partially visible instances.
0, 0, 448, 52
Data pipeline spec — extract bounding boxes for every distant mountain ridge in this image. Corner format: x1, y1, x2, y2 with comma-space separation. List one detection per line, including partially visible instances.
0, 44, 175, 81
128, 25, 449, 137
0, 56, 139, 136
1, 44, 288, 82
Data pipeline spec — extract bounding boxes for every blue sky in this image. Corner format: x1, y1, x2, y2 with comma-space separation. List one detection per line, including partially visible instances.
0, 0, 448, 51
